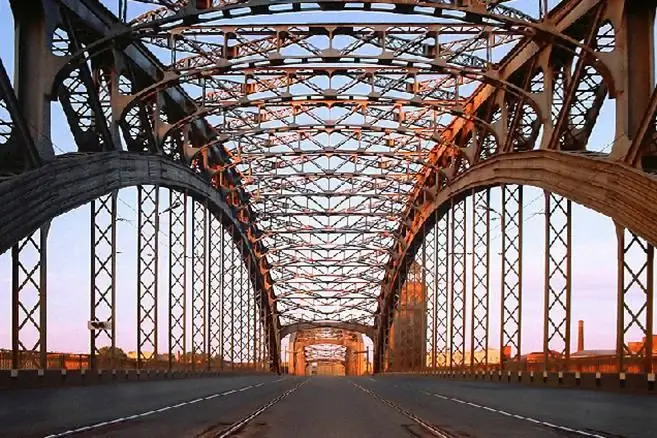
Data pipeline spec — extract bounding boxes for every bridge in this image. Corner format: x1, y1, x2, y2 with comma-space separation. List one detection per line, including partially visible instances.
1, 0, 656, 436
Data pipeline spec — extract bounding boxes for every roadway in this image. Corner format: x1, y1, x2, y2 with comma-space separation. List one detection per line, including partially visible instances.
1, 375, 655, 437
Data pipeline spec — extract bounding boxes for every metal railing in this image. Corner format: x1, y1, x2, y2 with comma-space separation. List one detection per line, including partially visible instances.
0, 351, 268, 372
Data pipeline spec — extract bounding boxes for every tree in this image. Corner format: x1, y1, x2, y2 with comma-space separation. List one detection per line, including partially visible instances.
97, 346, 127, 359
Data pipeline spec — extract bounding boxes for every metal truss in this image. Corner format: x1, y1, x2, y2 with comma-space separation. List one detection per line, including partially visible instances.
304, 345, 347, 364
435, 209, 450, 368
222, 226, 236, 369
191, 200, 208, 368
235, 244, 247, 365
616, 226, 654, 374
137, 185, 160, 367
82, 0, 558, 331
6, 0, 657, 377
470, 190, 490, 369
292, 327, 363, 366
11, 225, 49, 369
450, 199, 467, 369
424, 225, 437, 370
543, 192, 572, 370
500, 185, 523, 366
208, 212, 223, 367
0, 59, 40, 176
90, 193, 118, 369
168, 191, 187, 368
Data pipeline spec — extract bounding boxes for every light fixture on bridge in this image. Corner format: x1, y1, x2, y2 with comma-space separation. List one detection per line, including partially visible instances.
88, 320, 112, 331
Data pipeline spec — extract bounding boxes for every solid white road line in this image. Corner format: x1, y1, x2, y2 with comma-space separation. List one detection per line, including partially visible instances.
414, 389, 608, 438
42, 378, 291, 438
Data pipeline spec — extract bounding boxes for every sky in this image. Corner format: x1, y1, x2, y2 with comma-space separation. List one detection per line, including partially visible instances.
0, 0, 655, 361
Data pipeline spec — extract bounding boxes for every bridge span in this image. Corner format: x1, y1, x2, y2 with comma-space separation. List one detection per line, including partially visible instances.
1, 0, 657, 436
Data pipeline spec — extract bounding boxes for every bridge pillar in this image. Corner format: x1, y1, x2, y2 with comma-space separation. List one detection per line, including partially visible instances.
291, 343, 306, 376
10, 0, 56, 161
9, 0, 57, 370
387, 262, 427, 372
613, 0, 656, 166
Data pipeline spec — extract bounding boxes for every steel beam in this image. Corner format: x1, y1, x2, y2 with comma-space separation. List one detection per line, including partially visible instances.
381, 0, 602, 333
280, 322, 375, 340
191, 200, 207, 370
208, 212, 222, 369
424, 224, 437, 372
0, 58, 39, 173
436, 208, 450, 369
222, 226, 236, 370
500, 185, 523, 367
90, 192, 117, 369
449, 199, 466, 369
470, 189, 490, 369
615, 225, 654, 374
615, 1, 656, 163
543, 192, 572, 371
168, 190, 187, 370
10, 0, 55, 162
137, 185, 160, 368
11, 224, 49, 369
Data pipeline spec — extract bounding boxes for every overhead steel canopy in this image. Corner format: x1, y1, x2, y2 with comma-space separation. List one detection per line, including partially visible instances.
102, 0, 559, 329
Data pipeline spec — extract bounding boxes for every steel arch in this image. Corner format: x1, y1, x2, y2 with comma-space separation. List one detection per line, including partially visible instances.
0, 151, 280, 367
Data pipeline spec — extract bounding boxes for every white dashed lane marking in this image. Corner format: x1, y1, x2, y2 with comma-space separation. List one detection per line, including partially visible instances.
43, 377, 290, 438
415, 389, 608, 438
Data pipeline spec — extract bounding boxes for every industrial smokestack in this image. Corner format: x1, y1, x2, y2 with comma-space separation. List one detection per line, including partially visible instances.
577, 320, 584, 353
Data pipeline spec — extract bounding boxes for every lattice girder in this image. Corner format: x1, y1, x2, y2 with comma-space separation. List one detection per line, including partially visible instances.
44, 0, 618, 339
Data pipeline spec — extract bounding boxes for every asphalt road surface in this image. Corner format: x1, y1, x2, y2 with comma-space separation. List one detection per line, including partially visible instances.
1, 375, 655, 437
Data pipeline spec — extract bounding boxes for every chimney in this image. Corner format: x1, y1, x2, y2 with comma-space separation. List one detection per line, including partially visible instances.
577, 320, 584, 353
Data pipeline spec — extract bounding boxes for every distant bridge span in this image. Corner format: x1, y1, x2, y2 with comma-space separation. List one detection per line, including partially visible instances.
280, 322, 375, 340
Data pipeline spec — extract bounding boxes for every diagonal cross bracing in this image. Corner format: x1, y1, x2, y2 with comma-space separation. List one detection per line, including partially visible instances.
93, 0, 582, 334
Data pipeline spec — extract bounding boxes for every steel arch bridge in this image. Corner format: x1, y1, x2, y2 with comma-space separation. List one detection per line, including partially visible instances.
1, 0, 657, 378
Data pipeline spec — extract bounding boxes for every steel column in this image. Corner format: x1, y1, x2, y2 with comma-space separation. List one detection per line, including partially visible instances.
436, 209, 450, 369
191, 200, 207, 369
500, 184, 523, 367
450, 199, 466, 369
136, 185, 159, 368
420, 240, 428, 372
168, 190, 187, 370
11, 224, 49, 369
208, 213, 222, 369
248, 247, 257, 369
424, 224, 437, 371
11, 0, 54, 161
618, 1, 656, 162
543, 192, 572, 371
615, 225, 654, 374
222, 227, 236, 370
90, 192, 117, 369
237, 243, 247, 366
470, 189, 490, 369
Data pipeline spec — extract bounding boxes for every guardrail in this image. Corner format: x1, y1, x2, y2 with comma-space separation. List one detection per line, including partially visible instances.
0, 351, 267, 372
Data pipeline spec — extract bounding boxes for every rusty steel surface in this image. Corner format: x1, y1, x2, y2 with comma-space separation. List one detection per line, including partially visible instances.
1, 0, 657, 375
